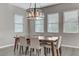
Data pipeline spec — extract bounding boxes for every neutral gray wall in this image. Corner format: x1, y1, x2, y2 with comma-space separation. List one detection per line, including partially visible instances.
29, 3, 79, 47
0, 3, 28, 47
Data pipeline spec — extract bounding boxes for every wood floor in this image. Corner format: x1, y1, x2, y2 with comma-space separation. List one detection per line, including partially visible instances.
0, 46, 79, 56
0, 46, 52, 56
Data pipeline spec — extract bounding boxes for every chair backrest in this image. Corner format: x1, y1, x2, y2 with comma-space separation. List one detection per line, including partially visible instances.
52, 37, 58, 41
38, 36, 45, 40
19, 36, 28, 46
45, 36, 50, 39
56, 36, 62, 49
47, 36, 58, 41
15, 33, 25, 37
30, 36, 40, 49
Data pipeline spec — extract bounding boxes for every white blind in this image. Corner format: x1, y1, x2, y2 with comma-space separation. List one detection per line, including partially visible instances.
35, 18, 44, 32
63, 10, 78, 33
14, 14, 23, 32
47, 13, 59, 33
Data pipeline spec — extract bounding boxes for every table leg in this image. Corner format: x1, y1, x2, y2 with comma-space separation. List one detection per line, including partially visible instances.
44, 47, 46, 56
51, 42, 55, 56
14, 38, 19, 52
14, 39, 16, 52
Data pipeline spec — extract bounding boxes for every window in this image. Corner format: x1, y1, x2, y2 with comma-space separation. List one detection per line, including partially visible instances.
14, 14, 23, 32
47, 13, 59, 33
35, 17, 44, 32
63, 10, 78, 33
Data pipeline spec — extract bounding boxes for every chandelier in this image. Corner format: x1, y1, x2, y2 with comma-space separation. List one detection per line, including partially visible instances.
26, 3, 44, 20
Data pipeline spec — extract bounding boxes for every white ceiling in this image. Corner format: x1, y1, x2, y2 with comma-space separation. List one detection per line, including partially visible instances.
10, 3, 58, 9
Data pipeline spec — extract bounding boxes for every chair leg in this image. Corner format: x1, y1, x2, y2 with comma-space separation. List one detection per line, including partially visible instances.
25, 47, 29, 55
53, 46, 57, 56
44, 47, 46, 56
39, 49, 41, 55
58, 49, 60, 56
30, 49, 31, 56
56, 49, 60, 56
36, 49, 40, 56
56, 49, 58, 56
33, 48, 35, 55
30, 48, 34, 56
47, 48, 50, 55
19, 46, 24, 55
19, 46, 21, 54
46, 48, 48, 56
46, 47, 49, 56
14, 44, 16, 52
36, 49, 38, 56
17, 44, 18, 50
48, 48, 50, 54
22, 46, 24, 54
59, 47, 61, 56
14, 47, 15, 53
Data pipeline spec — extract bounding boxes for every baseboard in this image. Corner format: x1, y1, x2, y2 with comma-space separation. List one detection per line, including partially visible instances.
0, 43, 79, 49
0, 44, 14, 49
61, 44, 79, 49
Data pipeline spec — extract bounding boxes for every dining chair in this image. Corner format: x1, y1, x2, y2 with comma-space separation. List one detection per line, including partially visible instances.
18, 36, 29, 55
38, 36, 46, 56
14, 33, 26, 52
44, 37, 52, 56
54, 36, 62, 56
14, 37, 20, 53
38, 36, 45, 39
29, 36, 44, 56
44, 36, 58, 56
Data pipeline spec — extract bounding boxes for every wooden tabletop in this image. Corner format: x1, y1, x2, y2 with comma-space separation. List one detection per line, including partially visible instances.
39, 39, 57, 42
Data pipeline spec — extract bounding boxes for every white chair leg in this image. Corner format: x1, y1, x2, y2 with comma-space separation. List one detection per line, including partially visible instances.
57, 49, 60, 56
54, 47, 57, 56
40, 48, 44, 56
58, 49, 61, 56
34, 49, 38, 56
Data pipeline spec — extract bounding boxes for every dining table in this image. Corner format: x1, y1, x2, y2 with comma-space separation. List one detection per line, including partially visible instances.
14, 37, 58, 56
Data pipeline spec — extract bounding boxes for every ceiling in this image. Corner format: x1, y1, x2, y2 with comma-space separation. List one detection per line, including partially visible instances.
10, 3, 58, 9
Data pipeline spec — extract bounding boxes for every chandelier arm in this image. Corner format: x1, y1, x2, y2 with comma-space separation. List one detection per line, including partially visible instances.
29, 3, 31, 15
29, 3, 31, 9
34, 3, 36, 17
